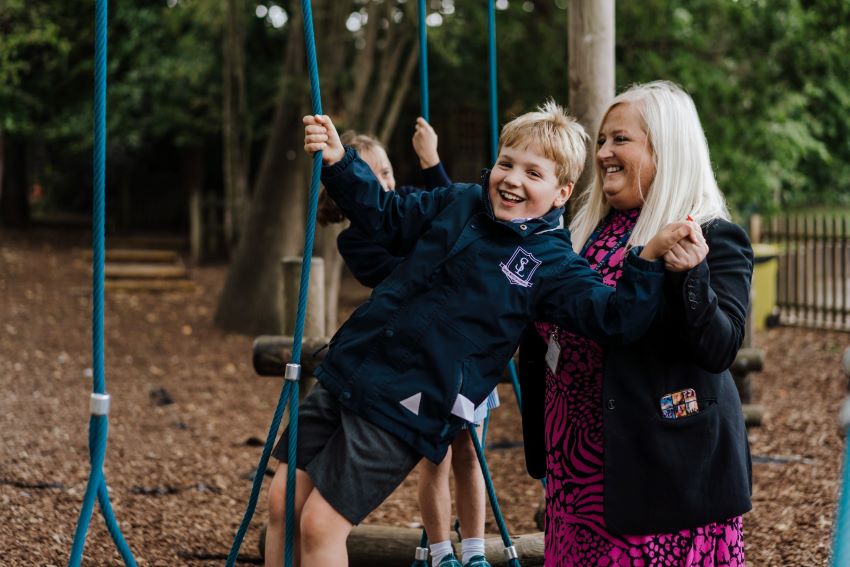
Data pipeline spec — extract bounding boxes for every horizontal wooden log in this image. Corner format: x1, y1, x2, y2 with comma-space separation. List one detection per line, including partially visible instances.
257, 524, 544, 566
83, 249, 179, 263
104, 263, 187, 279
730, 348, 764, 375
104, 279, 195, 292
742, 404, 765, 427
253, 335, 330, 377
108, 235, 188, 250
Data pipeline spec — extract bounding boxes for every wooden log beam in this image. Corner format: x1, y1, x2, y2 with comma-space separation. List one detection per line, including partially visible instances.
82, 249, 180, 263
730, 348, 764, 375
104, 279, 195, 292
742, 404, 765, 427
104, 263, 187, 279
253, 335, 330, 377
257, 524, 545, 566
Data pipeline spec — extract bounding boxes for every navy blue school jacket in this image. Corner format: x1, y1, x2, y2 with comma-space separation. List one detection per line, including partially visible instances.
337, 162, 451, 288
316, 147, 666, 463
519, 218, 754, 534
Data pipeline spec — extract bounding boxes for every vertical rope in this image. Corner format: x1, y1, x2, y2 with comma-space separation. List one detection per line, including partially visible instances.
68, 1, 137, 565
418, 0, 429, 121
507, 359, 522, 412
486, 0, 525, 416
226, 2, 323, 566
225, 382, 294, 566
832, 424, 850, 567
487, 0, 498, 164
469, 427, 522, 567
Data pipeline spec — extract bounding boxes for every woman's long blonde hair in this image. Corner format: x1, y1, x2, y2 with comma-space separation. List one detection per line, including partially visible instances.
569, 81, 729, 252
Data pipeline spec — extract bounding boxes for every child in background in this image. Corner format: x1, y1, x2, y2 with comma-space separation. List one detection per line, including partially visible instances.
265, 100, 695, 567
268, 119, 499, 567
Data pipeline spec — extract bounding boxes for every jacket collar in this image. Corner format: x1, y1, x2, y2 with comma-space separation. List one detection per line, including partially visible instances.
480, 169, 565, 237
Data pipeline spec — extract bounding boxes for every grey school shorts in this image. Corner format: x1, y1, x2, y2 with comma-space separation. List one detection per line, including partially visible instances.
271, 382, 422, 525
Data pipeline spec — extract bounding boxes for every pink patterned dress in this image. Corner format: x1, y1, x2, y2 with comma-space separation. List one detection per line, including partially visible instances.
535, 208, 745, 566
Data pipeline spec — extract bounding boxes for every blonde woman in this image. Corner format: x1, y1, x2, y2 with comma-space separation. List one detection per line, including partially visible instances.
520, 81, 752, 566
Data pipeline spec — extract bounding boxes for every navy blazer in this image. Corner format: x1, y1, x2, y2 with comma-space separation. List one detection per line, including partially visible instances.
317, 147, 666, 463
519, 218, 754, 534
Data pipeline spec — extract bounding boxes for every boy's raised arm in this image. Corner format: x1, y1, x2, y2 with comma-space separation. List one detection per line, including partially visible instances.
303, 114, 455, 250
536, 223, 694, 345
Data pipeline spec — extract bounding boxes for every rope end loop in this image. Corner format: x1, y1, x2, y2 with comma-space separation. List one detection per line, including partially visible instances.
90, 393, 111, 416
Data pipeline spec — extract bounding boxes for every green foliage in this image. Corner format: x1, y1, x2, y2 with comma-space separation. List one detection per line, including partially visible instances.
5, 0, 850, 220
616, 0, 850, 213
424, 0, 850, 215
0, 0, 72, 134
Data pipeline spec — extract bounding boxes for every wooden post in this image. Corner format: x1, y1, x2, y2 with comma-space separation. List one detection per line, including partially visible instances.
281, 256, 326, 339
190, 188, 202, 264
568, 0, 615, 207
749, 213, 763, 245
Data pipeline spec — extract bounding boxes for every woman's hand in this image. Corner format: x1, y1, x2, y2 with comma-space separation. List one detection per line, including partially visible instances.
663, 220, 708, 272
412, 117, 440, 169
640, 222, 693, 261
303, 114, 345, 165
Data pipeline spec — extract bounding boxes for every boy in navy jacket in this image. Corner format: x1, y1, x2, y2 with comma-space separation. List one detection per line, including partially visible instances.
264, 102, 696, 567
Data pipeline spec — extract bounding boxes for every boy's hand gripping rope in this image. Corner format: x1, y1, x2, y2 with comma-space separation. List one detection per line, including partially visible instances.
67, 1, 138, 565
225, 2, 323, 567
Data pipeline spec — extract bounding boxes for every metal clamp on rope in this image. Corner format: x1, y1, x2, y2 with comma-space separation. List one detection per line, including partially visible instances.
503, 545, 518, 561
90, 393, 111, 416
285, 363, 302, 382
414, 547, 430, 561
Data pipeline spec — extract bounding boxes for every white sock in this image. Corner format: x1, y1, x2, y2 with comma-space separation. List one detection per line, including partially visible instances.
461, 538, 485, 564
430, 540, 454, 567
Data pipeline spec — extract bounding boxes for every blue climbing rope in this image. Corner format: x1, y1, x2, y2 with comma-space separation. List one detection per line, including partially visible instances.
411, 5, 431, 565
418, 0, 429, 122
832, 395, 850, 566
487, 0, 499, 165
485, 0, 524, 412
68, 1, 138, 565
225, 2, 323, 567
833, 430, 850, 565
469, 426, 522, 567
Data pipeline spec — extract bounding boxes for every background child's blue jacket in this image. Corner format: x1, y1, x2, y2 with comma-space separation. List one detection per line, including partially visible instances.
337, 162, 451, 288
316, 147, 665, 463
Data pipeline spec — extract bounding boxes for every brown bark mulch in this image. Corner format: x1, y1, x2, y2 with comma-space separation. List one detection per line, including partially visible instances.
1, 228, 844, 566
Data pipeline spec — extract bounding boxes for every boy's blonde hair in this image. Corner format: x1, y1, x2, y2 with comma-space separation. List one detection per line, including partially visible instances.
569, 81, 730, 251
499, 100, 588, 187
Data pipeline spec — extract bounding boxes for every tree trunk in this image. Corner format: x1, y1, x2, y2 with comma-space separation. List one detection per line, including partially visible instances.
344, 2, 382, 123
568, 0, 614, 208
378, 39, 419, 144
181, 145, 206, 256
317, 222, 345, 333
214, 11, 309, 335
222, 0, 251, 250
0, 135, 30, 228
0, 125, 4, 218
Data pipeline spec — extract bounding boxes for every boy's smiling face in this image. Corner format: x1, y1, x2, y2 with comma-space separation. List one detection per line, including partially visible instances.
488, 145, 572, 222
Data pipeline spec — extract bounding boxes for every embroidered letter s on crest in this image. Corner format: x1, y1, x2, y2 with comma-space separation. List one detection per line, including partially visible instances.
500, 247, 542, 288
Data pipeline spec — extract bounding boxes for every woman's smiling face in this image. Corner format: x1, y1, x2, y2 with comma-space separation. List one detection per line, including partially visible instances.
596, 102, 656, 210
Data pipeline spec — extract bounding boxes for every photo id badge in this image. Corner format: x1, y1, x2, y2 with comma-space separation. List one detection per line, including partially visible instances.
660, 388, 699, 419
545, 330, 560, 374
